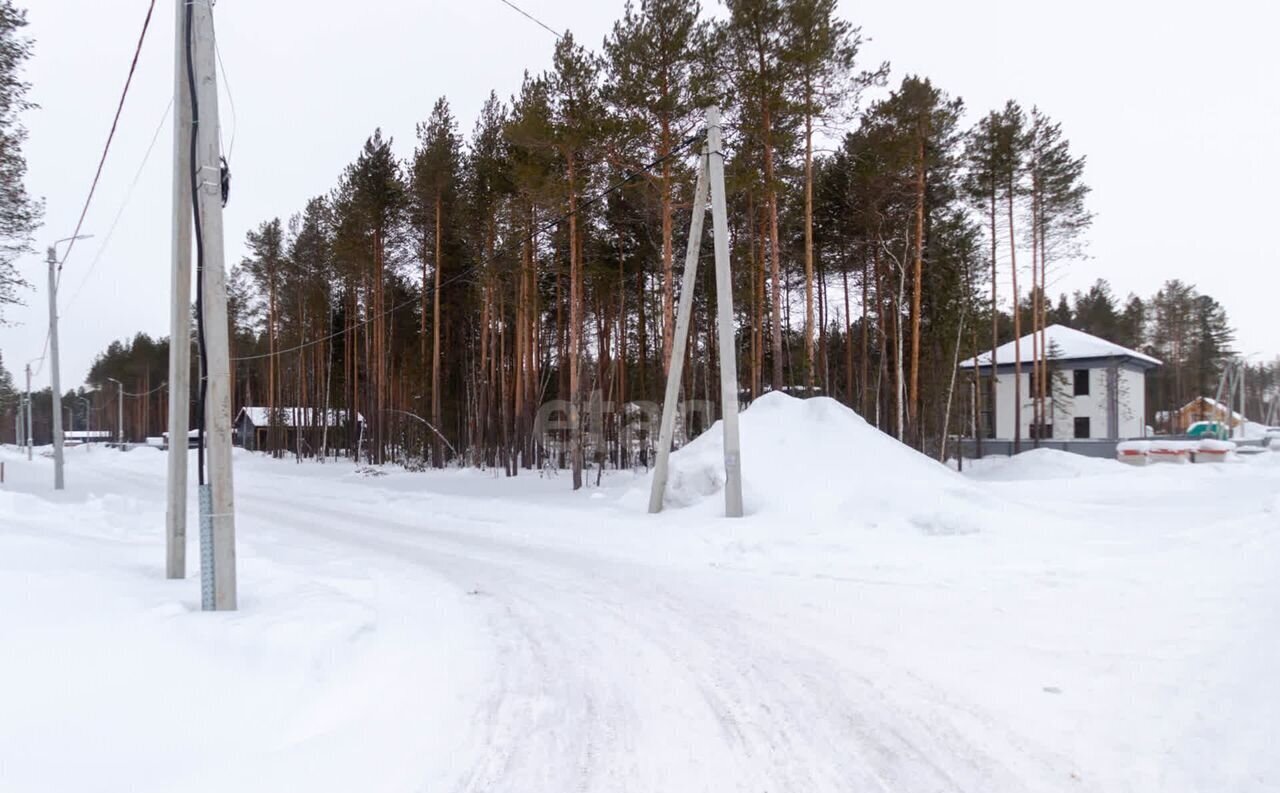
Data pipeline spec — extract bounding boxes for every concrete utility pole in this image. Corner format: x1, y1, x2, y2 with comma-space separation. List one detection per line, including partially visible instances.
648, 107, 744, 518
648, 146, 709, 514
45, 234, 91, 488
108, 378, 123, 447
186, 0, 238, 610
46, 247, 65, 490
706, 107, 743, 518
165, 0, 195, 581
24, 364, 32, 460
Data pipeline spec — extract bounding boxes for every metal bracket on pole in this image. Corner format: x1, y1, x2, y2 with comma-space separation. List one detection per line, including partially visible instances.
199, 483, 215, 610
648, 106, 743, 517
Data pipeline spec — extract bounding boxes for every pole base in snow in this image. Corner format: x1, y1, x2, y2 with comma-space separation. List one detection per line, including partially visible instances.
199, 484, 215, 611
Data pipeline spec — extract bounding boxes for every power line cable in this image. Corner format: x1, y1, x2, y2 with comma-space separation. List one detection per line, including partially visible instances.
231, 133, 701, 364
495, 0, 561, 39
63, 97, 174, 312
57, 0, 159, 281
211, 11, 237, 160
121, 381, 168, 398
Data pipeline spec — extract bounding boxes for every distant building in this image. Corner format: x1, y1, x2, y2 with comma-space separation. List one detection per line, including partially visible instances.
959, 325, 1161, 441
1169, 397, 1244, 434
161, 429, 201, 450
234, 407, 364, 452
63, 430, 112, 445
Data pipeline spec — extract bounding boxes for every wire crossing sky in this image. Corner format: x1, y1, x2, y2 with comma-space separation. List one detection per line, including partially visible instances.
3, 0, 1276, 389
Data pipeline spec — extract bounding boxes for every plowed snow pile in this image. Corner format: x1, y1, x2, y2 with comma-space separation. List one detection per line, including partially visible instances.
645, 392, 993, 533
963, 447, 1126, 481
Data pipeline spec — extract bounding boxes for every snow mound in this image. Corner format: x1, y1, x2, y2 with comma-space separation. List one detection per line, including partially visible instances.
637, 392, 986, 533
964, 448, 1126, 482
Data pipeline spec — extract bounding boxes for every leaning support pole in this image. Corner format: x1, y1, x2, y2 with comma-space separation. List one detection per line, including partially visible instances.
189, 0, 237, 610
165, 0, 194, 581
706, 107, 743, 518
648, 147, 710, 514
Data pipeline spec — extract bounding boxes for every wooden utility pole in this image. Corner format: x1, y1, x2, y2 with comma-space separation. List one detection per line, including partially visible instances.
165, 0, 194, 580
186, 0, 237, 610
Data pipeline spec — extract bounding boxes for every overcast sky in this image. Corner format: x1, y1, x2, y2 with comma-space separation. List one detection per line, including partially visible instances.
2, 0, 1276, 389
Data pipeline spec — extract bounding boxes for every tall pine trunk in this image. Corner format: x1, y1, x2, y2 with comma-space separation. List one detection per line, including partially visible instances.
431, 198, 444, 467
802, 104, 815, 390
659, 115, 674, 379
1008, 181, 1023, 454
568, 154, 583, 490
909, 131, 926, 444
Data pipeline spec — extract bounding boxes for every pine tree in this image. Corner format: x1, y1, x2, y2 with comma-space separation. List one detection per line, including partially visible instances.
0, 0, 39, 322
411, 99, 463, 466
723, 0, 792, 391
993, 101, 1027, 451
1072, 279, 1120, 339
548, 31, 604, 490
241, 219, 286, 455
284, 197, 334, 457
465, 92, 512, 470
880, 77, 963, 445
963, 113, 1001, 441
345, 129, 406, 464
781, 0, 870, 391
1116, 294, 1145, 351
0, 351, 16, 434
603, 0, 709, 380
506, 75, 558, 469
1027, 107, 1090, 444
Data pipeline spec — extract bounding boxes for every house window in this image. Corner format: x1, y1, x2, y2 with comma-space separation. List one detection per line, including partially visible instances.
1030, 422, 1053, 440
1074, 369, 1090, 396
979, 410, 995, 439
1074, 417, 1091, 439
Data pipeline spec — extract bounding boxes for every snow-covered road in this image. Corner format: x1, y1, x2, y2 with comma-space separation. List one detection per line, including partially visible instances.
2, 420, 1278, 792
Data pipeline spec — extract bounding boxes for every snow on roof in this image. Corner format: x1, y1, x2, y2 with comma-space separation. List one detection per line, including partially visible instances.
236, 407, 364, 427
959, 325, 1161, 369
1179, 397, 1244, 421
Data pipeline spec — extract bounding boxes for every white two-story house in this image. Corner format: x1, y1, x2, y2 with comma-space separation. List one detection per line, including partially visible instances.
959, 325, 1162, 441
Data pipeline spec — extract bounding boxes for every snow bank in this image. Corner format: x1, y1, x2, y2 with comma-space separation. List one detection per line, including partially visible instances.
0, 458, 492, 793
965, 447, 1126, 481
1242, 421, 1272, 440
636, 393, 987, 533
1198, 438, 1237, 453
1150, 440, 1195, 464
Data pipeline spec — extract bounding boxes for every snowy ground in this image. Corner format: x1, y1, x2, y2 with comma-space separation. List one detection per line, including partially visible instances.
2, 395, 1277, 792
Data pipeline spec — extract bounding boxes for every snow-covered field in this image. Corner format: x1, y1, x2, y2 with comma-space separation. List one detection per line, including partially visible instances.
2, 394, 1277, 792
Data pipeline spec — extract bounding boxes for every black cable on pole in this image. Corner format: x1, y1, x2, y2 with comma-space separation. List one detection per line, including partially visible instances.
186, 0, 208, 487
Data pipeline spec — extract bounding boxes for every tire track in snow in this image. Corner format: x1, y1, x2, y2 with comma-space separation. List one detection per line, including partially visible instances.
237, 478, 1060, 792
